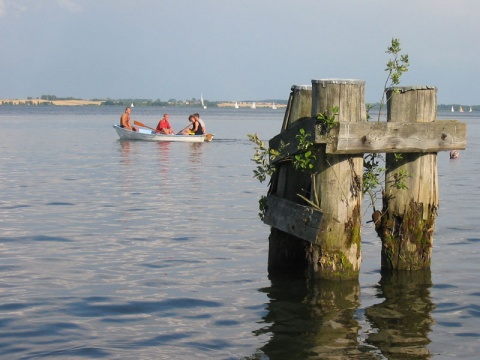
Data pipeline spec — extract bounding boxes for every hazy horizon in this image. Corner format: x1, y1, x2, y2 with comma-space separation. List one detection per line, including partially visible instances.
1, 0, 479, 104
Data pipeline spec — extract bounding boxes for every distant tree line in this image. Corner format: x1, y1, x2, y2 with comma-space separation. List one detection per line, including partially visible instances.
40, 95, 82, 101
1, 96, 473, 111
101, 99, 191, 107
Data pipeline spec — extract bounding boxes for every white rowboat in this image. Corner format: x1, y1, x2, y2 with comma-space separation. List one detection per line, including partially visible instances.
113, 125, 212, 142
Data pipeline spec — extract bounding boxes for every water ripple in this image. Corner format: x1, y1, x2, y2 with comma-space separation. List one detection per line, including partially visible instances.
66, 298, 222, 317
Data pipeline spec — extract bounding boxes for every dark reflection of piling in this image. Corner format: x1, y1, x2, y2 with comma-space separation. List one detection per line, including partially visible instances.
365, 270, 434, 359
255, 276, 377, 359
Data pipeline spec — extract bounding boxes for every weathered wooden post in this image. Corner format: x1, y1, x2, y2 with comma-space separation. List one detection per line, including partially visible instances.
308, 79, 365, 279
266, 79, 365, 280
268, 85, 313, 275
280, 85, 313, 131
377, 86, 438, 270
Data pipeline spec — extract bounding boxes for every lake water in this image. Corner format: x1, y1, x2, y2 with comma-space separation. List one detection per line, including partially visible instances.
0, 105, 478, 359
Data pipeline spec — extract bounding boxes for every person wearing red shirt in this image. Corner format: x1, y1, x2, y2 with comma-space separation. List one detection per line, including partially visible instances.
155, 113, 175, 134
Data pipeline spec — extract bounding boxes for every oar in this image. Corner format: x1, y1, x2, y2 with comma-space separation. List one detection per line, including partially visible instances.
205, 133, 214, 142
134, 120, 155, 131
176, 123, 192, 135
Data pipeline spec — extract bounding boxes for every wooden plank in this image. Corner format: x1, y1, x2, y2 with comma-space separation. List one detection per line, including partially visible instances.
263, 195, 322, 244
269, 119, 466, 160
324, 120, 466, 154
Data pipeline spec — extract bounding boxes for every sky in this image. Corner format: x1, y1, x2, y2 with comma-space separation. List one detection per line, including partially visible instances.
0, 0, 479, 104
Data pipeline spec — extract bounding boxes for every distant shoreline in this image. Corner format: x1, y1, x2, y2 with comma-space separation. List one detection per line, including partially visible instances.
0, 98, 287, 108
216, 101, 286, 108
0, 99, 103, 106
0, 99, 472, 111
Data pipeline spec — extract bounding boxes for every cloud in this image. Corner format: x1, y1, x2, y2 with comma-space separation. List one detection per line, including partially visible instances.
56, 0, 82, 13
0, 0, 83, 17
0, 0, 35, 17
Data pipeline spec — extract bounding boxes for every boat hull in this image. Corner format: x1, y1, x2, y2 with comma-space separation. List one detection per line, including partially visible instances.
113, 125, 208, 142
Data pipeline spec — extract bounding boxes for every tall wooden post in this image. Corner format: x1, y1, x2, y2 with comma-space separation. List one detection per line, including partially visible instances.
268, 85, 313, 275
281, 85, 313, 131
308, 79, 366, 280
378, 86, 438, 270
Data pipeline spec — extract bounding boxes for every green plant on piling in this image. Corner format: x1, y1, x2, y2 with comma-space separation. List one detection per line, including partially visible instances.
316, 106, 340, 134
248, 107, 340, 216
247, 133, 284, 220
247, 133, 280, 183
292, 127, 322, 210
387, 154, 412, 191
294, 106, 340, 210
258, 195, 268, 221
377, 37, 410, 122
363, 153, 386, 209
363, 38, 411, 212
293, 128, 316, 172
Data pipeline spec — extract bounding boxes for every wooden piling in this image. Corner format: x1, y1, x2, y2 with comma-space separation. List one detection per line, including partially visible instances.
307, 79, 365, 280
264, 80, 466, 279
377, 86, 439, 270
268, 85, 313, 275
281, 85, 313, 132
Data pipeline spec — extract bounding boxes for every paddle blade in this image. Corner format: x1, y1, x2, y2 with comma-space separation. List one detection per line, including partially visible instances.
134, 120, 155, 131
205, 134, 214, 142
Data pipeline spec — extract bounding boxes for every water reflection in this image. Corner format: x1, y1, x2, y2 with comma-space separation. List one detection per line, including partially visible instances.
120, 140, 131, 165
185, 143, 204, 188
365, 270, 434, 359
188, 142, 204, 163
255, 276, 376, 359
156, 141, 172, 175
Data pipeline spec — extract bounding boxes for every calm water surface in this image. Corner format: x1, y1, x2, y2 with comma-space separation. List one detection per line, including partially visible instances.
0, 106, 478, 359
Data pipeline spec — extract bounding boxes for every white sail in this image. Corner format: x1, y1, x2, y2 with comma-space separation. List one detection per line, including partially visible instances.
201, 94, 207, 109
470, 107, 473, 112
234, 101, 239, 109
451, 106, 454, 112
251, 102, 256, 109
272, 102, 277, 110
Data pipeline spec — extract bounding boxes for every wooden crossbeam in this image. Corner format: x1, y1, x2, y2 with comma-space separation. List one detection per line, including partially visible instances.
325, 120, 466, 154
269, 118, 466, 159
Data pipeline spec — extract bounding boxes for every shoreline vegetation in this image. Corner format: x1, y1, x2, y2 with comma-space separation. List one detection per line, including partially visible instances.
0, 97, 288, 109
0, 97, 474, 112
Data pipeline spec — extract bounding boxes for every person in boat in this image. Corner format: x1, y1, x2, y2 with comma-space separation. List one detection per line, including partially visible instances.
193, 113, 206, 134
155, 113, 175, 134
450, 150, 460, 159
120, 107, 137, 131
182, 115, 198, 135
183, 113, 206, 135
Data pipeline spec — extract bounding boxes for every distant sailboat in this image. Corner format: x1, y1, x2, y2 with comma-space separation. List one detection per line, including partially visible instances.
459, 106, 464, 113
131, 103, 134, 108
201, 94, 207, 109
251, 102, 256, 109
451, 106, 454, 112
470, 106, 473, 112
234, 101, 239, 109
272, 102, 277, 110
